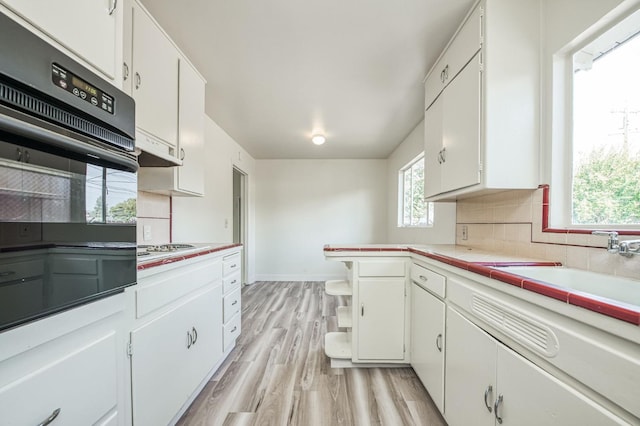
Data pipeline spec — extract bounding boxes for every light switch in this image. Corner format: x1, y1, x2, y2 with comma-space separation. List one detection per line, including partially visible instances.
143, 225, 152, 241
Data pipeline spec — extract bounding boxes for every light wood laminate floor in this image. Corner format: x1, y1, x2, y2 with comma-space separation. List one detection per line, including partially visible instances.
177, 281, 447, 426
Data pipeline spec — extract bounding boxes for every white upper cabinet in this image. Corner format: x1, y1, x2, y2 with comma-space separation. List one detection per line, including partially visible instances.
0, 0, 121, 83
130, 1, 179, 151
424, 0, 540, 201
137, 58, 206, 196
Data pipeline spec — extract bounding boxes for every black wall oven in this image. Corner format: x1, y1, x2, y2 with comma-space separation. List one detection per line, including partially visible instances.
0, 12, 138, 332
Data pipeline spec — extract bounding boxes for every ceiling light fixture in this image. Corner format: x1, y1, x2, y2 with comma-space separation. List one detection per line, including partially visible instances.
311, 134, 326, 145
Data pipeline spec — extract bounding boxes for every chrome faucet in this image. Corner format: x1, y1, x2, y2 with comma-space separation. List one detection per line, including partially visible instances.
618, 240, 640, 257
592, 231, 640, 257
592, 231, 620, 253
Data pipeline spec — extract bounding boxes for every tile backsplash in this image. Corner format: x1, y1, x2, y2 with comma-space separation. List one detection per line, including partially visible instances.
136, 191, 170, 244
456, 188, 640, 279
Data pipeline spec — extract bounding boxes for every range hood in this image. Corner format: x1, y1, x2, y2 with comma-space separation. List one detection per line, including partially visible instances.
135, 129, 182, 167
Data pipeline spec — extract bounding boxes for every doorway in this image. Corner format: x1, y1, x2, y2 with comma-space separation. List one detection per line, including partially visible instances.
232, 167, 248, 285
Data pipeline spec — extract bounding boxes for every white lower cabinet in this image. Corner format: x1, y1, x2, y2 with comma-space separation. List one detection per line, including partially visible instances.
130, 284, 223, 426
410, 282, 445, 413
356, 278, 405, 360
0, 295, 126, 426
445, 307, 629, 426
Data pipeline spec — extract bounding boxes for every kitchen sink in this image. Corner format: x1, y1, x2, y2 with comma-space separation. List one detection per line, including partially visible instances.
495, 266, 640, 307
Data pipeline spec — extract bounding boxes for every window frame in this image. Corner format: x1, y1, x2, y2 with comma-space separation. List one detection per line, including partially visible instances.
549, 6, 640, 231
397, 152, 433, 228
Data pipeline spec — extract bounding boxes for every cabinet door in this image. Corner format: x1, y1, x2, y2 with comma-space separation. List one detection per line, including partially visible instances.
411, 283, 445, 413
131, 285, 223, 426
177, 59, 205, 195
357, 278, 405, 361
0, 332, 119, 426
440, 54, 481, 194
445, 307, 496, 426
1, 0, 119, 79
496, 345, 628, 426
424, 96, 443, 199
131, 3, 179, 148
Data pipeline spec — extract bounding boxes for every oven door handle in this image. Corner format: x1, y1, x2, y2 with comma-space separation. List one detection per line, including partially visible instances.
0, 111, 139, 173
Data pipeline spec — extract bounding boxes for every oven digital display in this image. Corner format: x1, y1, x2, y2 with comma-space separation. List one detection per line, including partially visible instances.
52, 63, 114, 115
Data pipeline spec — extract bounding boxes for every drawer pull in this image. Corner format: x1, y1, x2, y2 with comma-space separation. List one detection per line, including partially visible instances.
38, 408, 60, 426
419, 275, 428, 281
187, 330, 193, 349
0, 271, 16, 277
231, 326, 237, 333
231, 300, 238, 306
231, 279, 237, 284
361, 304, 364, 316
435, 333, 443, 352
192, 327, 198, 345
231, 264, 237, 268
484, 385, 493, 413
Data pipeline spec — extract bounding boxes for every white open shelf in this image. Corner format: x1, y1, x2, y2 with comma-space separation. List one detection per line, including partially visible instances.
336, 306, 352, 328
324, 332, 352, 359
325, 279, 351, 296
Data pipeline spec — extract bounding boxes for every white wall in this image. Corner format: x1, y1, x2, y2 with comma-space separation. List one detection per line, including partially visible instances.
172, 117, 257, 283
255, 159, 387, 281
386, 120, 457, 244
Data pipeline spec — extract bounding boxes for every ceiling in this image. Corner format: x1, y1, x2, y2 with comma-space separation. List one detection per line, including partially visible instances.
139, 0, 475, 159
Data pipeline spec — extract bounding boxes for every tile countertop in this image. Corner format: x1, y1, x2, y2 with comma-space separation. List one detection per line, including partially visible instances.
324, 244, 640, 326
137, 243, 242, 271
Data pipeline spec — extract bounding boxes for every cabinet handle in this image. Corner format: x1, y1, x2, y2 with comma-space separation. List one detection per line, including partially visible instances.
435, 333, 443, 352
38, 408, 61, 426
16, 147, 21, 161
123, 62, 129, 81
135, 72, 141, 89
187, 330, 193, 349
484, 385, 493, 413
231, 264, 237, 268
231, 325, 237, 333
361, 304, 364, 316
231, 279, 237, 284
444, 64, 449, 80
231, 300, 238, 306
440, 147, 446, 163
24, 150, 30, 163
108, 0, 117, 15
192, 327, 198, 344
494, 394, 504, 424
418, 275, 428, 281
180, 148, 186, 161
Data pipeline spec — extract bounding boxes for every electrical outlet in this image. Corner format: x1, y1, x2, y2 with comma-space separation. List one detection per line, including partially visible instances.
462, 225, 468, 241
143, 225, 152, 241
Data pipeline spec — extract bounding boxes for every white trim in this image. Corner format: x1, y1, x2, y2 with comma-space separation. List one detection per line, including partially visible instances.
254, 274, 347, 282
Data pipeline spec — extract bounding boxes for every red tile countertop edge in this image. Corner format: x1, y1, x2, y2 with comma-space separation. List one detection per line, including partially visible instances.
138, 243, 242, 271
324, 245, 640, 326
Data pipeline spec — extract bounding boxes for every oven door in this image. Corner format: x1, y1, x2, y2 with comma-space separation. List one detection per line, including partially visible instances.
0, 120, 137, 332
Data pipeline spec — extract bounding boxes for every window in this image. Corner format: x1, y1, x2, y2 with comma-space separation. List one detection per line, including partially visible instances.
569, 10, 640, 227
398, 153, 433, 227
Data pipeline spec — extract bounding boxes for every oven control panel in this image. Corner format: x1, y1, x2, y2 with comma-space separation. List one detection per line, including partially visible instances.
52, 63, 114, 114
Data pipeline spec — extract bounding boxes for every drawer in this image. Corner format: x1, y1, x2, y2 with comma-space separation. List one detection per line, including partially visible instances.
0, 259, 44, 284
223, 312, 241, 349
223, 287, 241, 323
223, 271, 241, 294
411, 263, 446, 298
223, 252, 241, 276
0, 332, 119, 426
136, 258, 222, 318
425, 3, 482, 108
358, 259, 405, 277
